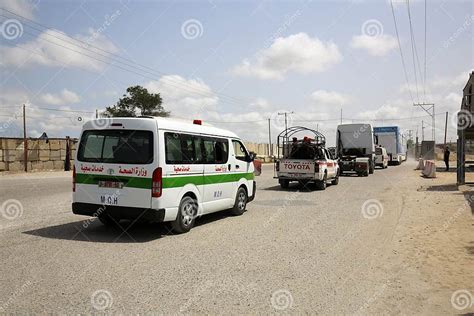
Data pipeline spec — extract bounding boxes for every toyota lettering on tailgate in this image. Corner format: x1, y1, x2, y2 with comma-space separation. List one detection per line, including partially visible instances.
284, 163, 311, 170
280, 160, 314, 173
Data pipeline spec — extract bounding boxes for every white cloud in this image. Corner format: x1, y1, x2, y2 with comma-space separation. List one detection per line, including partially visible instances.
311, 90, 349, 106
145, 75, 219, 116
431, 71, 472, 89
40, 89, 80, 105
250, 98, 271, 110
232, 33, 342, 80
358, 104, 402, 120
350, 34, 398, 56
445, 92, 462, 105
1, 0, 37, 20
0, 28, 118, 70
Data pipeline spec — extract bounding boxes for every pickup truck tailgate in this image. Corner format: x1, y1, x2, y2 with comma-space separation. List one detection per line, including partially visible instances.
279, 159, 315, 174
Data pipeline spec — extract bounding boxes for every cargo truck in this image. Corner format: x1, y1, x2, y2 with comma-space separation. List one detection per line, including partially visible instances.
336, 123, 376, 176
373, 126, 406, 165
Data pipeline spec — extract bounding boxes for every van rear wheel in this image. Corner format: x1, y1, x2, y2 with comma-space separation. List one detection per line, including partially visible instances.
230, 187, 247, 216
172, 196, 198, 234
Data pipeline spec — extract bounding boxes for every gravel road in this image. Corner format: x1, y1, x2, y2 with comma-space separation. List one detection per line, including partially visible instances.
0, 162, 472, 314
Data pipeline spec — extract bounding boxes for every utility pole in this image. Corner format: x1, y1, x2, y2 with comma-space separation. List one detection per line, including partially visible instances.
444, 111, 448, 148
415, 125, 419, 159
340, 108, 342, 124
95, 109, 99, 119
413, 102, 435, 143
22, 104, 28, 172
267, 118, 272, 156
277, 111, 294, 137
421, 120, 425, 141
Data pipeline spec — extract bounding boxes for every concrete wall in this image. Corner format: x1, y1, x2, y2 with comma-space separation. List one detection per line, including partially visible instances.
0, 138, 77, 172
243, 142, 277, 158
0, 137, 273, 173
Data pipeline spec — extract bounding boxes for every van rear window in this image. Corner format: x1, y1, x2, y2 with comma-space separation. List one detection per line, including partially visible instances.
77, 130, 153, 164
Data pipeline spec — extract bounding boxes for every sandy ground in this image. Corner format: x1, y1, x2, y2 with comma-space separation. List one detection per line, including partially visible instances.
0, 162, 473, 314
367, 163, 474, 314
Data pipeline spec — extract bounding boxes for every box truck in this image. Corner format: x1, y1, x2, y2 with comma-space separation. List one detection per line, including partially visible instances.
336, 124, 376, 176
373, 126, 406, 165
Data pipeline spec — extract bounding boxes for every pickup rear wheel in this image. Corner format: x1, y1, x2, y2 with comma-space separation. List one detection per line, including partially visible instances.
279, 179, 289, 189
317, 173, 327, 190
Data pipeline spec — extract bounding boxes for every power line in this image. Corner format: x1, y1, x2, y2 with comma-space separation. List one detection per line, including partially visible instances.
34, 107, 94, 113
0, 9, 251, 107
406, 0, 424, 103
10, 44, 235, 116
423, 0, 427, 101
0, 11, 240, 104
390, 0, 415, 104
13, 26, 246, 107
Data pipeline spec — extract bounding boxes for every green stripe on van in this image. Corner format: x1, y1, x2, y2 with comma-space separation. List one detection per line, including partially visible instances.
76, 172, 254, 189
162, 172, 254, 188
75, 173, 152, 189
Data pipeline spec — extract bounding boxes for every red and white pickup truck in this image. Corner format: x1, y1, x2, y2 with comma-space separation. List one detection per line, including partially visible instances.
275, 146, 339, 190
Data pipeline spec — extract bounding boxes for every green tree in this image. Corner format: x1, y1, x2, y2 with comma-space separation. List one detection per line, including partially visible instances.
104, 85, 170, 117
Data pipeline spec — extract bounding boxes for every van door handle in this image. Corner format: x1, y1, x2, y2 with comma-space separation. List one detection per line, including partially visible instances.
228, 164, 231, 171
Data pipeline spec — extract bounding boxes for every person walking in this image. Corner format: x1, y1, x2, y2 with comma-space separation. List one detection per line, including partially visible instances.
444, 146, 451, 171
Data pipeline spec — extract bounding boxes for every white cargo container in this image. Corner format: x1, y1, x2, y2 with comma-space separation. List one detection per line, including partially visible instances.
373, 126, 406, 165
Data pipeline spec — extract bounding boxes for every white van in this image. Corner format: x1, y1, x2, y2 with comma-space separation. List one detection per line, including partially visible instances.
72, 117, 256, 233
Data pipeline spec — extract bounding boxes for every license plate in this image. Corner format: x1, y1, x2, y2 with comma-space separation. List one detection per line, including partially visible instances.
99, 194, 119, 205
98, 181, 124, 189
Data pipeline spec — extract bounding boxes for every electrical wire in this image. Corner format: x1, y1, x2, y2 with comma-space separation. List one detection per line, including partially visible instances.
34, 107, 94, 113
390, 0, 415, 104
406, 0, 424, 103
0, 9, 252, 107
423, 0, 427, 101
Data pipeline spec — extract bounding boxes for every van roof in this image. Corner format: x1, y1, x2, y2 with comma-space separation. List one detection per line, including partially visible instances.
84, 117, 240, 139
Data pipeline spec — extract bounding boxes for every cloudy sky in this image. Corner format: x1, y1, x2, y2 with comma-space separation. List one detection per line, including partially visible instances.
0, 0, 472, 146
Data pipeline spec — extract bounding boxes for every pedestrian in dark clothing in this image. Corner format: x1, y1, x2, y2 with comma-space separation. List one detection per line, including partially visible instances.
444, 147, 450, 171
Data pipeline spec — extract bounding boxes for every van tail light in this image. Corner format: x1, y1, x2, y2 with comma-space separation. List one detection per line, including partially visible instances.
275, 161, 280, 172
73, 165, 76, 192
152, 167, 162, 197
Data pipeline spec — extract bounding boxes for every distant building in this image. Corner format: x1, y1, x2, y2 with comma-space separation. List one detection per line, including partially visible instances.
457, 71, 474, 185
462, 71, 473, 112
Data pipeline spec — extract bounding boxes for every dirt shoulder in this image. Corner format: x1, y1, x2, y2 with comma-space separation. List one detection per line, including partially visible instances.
370, 163, 474, 314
